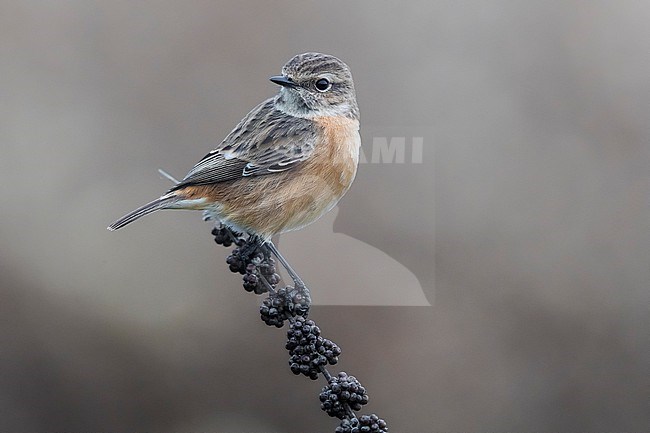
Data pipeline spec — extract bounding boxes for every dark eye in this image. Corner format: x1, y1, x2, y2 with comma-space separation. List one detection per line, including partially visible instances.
315, 78, 331, 92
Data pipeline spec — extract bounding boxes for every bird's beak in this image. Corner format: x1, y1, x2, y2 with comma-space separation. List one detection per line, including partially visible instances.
270, 75, 297, 88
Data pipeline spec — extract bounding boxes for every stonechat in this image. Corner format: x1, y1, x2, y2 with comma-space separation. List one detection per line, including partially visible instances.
108, 53, 360, 241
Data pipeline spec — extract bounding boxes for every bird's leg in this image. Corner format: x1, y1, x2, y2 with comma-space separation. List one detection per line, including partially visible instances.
263, 240, 307, 291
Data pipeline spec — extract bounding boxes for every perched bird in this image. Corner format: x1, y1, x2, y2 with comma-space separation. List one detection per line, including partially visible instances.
108, 52, 360, 240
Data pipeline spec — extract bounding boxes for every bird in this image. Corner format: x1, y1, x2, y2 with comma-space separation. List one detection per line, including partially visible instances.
108, 52, 360, 243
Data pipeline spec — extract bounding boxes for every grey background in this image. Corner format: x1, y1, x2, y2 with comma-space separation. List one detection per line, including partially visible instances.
1, 1, 648, 432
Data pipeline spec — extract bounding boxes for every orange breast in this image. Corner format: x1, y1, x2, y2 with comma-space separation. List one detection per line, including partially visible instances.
304, 116, 361, 199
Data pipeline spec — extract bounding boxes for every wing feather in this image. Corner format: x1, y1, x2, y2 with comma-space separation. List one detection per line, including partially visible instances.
173, 98, 317, 189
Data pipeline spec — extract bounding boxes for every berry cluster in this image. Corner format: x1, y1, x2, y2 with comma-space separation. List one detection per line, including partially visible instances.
320, 372, 369, 418
260, 286, 311, 327
336, 415, 388, 433
225, 247, 252, 274
286, 317, 341, 380
211, 225, 388, 432
212, 226, 240, 247
241, 257, 280, 294
222, 237, 281, 295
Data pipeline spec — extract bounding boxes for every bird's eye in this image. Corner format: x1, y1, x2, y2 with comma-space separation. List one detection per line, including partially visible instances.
315, 78, 331, 92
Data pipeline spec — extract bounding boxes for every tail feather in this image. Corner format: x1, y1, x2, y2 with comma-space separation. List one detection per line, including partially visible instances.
107, 194, 179, 231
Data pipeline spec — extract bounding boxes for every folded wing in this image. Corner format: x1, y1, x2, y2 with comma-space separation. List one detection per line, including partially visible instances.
173, 98, 317, 189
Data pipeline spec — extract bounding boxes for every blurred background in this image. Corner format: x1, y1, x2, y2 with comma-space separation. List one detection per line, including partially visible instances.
1, 1, 649, 432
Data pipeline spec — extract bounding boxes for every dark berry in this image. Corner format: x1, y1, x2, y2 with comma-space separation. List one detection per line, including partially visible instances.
242, 272, 260, 292
211, 227, 232, 247
226, 249, 247, 274
258, 261, 276, 276
335, 414, 388, 433
259, 286, 311, 327
246, 261, 273, 294
286, 317, 340, 379
319, 372, 368, 419
260, 287, 289, 327
258, 258, 281, 286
